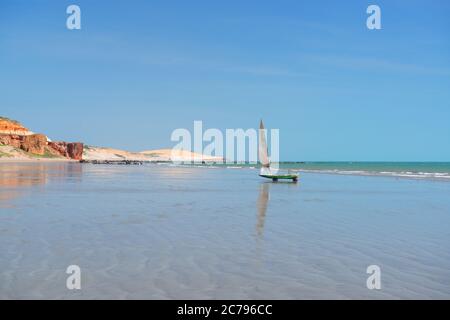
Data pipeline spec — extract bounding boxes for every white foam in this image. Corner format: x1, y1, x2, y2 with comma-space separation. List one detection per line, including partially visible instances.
298, 169, 450, 180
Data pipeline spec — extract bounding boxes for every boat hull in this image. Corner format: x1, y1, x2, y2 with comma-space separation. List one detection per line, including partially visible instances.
259, 174, 298, 182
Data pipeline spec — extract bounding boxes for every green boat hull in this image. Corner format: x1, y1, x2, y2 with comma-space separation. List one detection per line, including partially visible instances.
259, 174, 299, 182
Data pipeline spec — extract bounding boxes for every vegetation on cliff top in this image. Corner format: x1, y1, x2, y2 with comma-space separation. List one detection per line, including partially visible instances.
0, 116, 21, 125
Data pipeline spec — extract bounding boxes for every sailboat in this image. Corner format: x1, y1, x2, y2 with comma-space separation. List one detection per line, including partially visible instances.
258, 120, 299, 182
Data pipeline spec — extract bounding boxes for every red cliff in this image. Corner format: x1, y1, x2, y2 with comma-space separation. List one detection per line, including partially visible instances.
0, 133, 47, 155
48, 142, 84, 160
20, 134, 48, 155
0, 117, 34, 135
0, 117, 84, 160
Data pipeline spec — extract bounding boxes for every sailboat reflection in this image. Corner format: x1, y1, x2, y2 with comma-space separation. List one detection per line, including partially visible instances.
256, 182, 270, 238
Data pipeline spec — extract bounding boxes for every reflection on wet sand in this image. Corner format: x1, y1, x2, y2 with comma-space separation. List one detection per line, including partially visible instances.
255, 182, 299, 238
256, 182, 270, 238
0, 162, 82, 206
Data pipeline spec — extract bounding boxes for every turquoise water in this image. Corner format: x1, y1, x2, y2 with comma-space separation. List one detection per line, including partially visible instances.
283, 162, 450, 172
193, 162, 450, 180
283, 162, 450, 179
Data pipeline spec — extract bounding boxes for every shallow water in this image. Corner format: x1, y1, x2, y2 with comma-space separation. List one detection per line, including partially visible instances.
195, 162, 450, 180
0, 162, 449, 299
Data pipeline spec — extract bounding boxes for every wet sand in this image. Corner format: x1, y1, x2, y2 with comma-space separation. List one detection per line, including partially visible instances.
0, 162, 449, 299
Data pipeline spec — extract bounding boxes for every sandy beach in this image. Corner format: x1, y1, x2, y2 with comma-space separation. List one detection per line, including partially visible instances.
82, 146, 224, 162
0, 144, 223, 163
0, 158, 76, 162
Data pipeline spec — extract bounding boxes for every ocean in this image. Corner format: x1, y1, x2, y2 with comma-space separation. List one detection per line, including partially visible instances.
190, 162, 450, 180
0, 161, 449, 299
283, 162, 450, 180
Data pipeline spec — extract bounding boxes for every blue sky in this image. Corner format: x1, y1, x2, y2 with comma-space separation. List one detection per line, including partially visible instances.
1, 0, 449, 161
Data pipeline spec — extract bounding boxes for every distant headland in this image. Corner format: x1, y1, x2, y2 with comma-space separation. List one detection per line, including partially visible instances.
0, 116, 222, 163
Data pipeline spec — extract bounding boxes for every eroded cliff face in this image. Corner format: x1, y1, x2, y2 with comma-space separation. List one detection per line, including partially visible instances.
20, 134, 48, 155
0, 134, 23, 149
0, 134, 47, 155
48, 142, 84, 160
0, 117, 83, 160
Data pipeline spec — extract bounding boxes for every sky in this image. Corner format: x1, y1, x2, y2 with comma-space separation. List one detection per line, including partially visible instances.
1, 0, 449, 161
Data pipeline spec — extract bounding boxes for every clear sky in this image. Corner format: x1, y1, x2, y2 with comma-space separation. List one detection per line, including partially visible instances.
1, 0, 449, 161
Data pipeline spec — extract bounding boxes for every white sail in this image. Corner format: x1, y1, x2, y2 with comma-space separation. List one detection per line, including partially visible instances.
257, 119, 299, 182
258, 120, 270, 168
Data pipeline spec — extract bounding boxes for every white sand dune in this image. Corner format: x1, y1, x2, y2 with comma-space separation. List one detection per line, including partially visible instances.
140, 149, 223, 162
83, 146, 223, 162
82, 146, 151, 161
2, 144, 224, 163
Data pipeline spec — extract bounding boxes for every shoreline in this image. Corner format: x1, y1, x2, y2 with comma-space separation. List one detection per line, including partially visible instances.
295, 169, 450, 181
0, 158, 77, 163
1, 159, 450, 181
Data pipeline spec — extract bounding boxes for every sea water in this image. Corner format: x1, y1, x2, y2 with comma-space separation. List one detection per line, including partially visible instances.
0, 162, 449, 299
